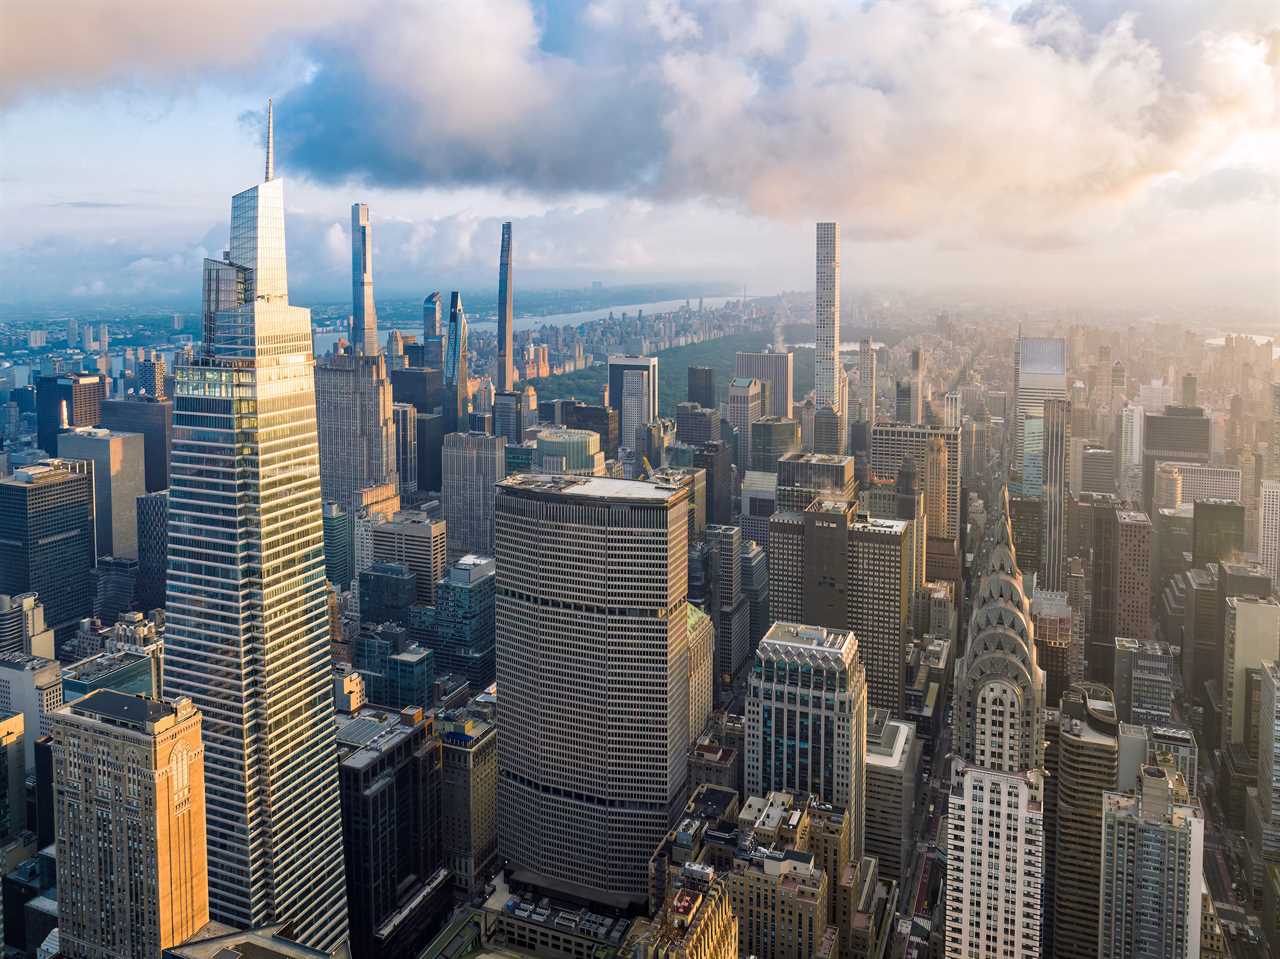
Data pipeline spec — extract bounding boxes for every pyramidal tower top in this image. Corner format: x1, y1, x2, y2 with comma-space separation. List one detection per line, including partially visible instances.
264, 98, 275, 182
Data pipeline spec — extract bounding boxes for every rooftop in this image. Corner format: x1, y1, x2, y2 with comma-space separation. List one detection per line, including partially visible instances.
499, 473, 684, 503
62, 650, 148, 683
64, 689, 179, 728
761, 622, 854, 654
336, 705, 426, 769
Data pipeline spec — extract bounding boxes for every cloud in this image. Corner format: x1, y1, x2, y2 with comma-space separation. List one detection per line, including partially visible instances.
2, 0, 1275, 310
44, 201, 139, 209
0, 0, 356, 105
259, 0, 1274, 250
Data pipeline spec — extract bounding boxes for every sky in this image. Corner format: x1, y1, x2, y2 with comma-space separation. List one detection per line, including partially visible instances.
0, 0, 1277, 316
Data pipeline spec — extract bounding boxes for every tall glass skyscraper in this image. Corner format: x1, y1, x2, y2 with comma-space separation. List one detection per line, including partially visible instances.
165, 102, 349, 951
496, 222, 514, 392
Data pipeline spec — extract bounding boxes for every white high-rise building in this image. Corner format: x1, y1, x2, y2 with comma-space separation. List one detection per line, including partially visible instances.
745, 622, 868, 859
815, 223, 842, 417
1157, 461, 1243, 505
165, 102, 349, 950
728, 377, 764, 468
857, 337, 877, 424
621, 368, 652, 451
1098, 759, 1204, 959
943, 391, 961, 430
350, 202, 379, 356
494, 474, 691, 906
1261, 480, 1280, 586
1013, 337, 1067, 471
945, 487, 1047, 958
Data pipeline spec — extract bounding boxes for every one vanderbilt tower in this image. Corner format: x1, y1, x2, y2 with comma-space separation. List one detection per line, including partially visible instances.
166, 101, 349, 950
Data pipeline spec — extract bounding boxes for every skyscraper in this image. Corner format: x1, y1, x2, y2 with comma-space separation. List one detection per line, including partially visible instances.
494, 475, 691, 905
609, 355, 659, 423
371, 510, 447, 606
57, 427, 146, 559
1143, 406, 1212, 512
856, 338, 877, 425
316, 205, 398, 513
727, 377, 764, 467
137, 350, 167, 399
946, 487, 1047, 958
422, 291, 444, 368
687, 366, 716, 410
1262, 480, 1280, 586
814, 223, 842, 419
51, 691, 208, 959
336, 705, 446, 959
392, 402, 417, 495
622, 368, 653, 451
870, 423, 962, 540
745, 622, 868, 859
100, 395, 173, 493
1115, 511, 1153, 643
901, 348, 925, 425
164, 104, 348, 949
735, 350, 794, 419
428, 554, 497, 689
1192, 497, 1245, 568
923, 436, 949, 540
444, 293, 469, 434
442, 432, 505, 559
496, 221, 514, 393
35, 371, 104, 456
1052, 684, 1123, 959
1041, 397, 1071, 591
1099, 760, 1204, 959
0, 461, 95, 634
350, 202, 379, 356
768, 500, 910, 717
1013, 336, 1067, 471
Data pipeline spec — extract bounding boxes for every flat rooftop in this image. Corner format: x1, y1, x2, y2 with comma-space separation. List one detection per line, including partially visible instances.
68, 689, 173, 726
499, 473, 684, 503
336, 706, 422, 769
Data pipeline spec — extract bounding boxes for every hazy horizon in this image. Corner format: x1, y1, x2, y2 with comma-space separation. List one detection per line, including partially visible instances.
1, 0, 1276, 318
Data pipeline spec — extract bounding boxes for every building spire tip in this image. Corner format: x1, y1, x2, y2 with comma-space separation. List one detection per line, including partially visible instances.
265, 98, 275, 182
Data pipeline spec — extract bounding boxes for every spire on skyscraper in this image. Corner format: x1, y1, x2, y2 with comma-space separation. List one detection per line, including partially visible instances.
265, 98, 274, 182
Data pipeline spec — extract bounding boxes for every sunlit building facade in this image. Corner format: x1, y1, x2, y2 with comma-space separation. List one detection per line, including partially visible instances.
165, 103, 348, 950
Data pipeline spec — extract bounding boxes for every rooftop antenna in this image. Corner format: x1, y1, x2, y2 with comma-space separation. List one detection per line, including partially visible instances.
264, 98, 275, 182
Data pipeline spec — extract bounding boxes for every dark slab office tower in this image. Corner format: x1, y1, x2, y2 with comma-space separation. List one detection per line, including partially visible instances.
35, 371, 104, 455
1192, 498, 1245, 568
100, 395, 173, 493
0, 461, 95, 635
496, 222, 514, 392
337, 706, 447, 959
688, 366, 716, 410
